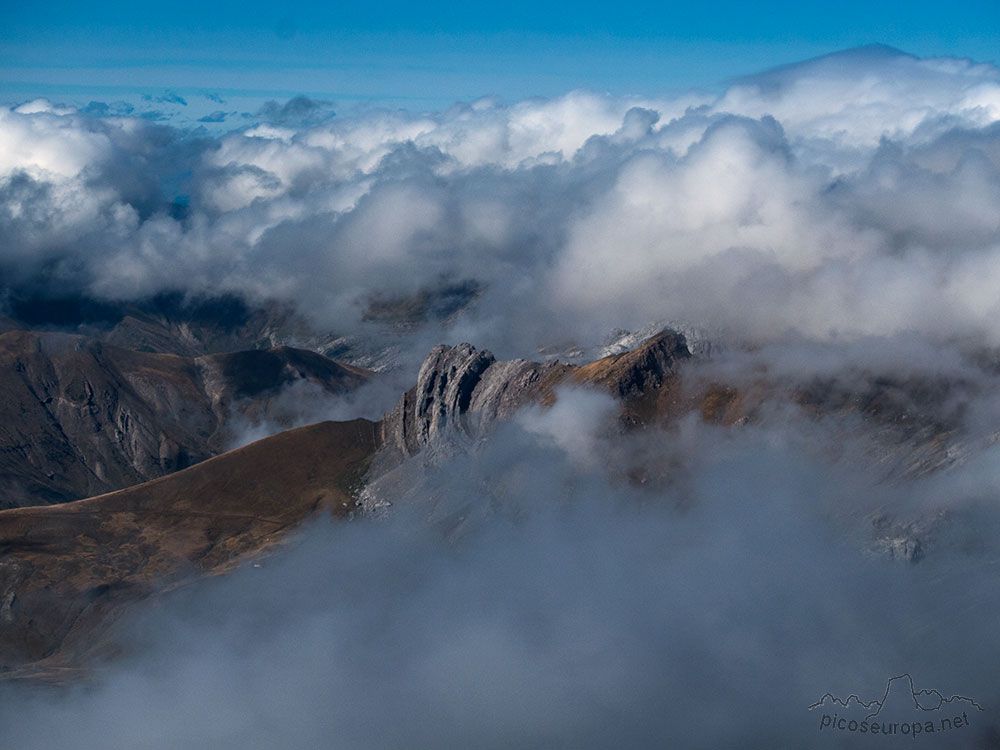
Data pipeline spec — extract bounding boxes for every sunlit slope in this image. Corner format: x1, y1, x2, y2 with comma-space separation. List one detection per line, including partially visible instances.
0, 418, 380, 675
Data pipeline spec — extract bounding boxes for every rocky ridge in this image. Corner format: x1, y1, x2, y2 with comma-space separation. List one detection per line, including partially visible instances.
378, 329, 692, 458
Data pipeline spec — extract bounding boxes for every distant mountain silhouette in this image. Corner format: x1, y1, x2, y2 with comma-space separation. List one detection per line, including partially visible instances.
734, 44, 919, 92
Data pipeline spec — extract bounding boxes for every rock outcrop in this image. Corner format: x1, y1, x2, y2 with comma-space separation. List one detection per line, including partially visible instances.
378, 330, 692, 457
573, 328, 690, 399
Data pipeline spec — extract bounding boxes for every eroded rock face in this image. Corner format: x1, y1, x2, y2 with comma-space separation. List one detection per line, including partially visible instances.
379, 344, 573, 457
377, 330, 695, 459
0, 331, 372, 508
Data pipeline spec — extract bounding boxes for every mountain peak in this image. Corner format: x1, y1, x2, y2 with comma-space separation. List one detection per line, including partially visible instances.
735, 44, 918, 92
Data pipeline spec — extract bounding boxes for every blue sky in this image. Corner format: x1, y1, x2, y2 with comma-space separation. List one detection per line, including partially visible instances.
2, 0, 998, 113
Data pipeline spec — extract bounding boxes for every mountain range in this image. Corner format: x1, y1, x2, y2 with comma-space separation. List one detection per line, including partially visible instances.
0, 307, 986, 678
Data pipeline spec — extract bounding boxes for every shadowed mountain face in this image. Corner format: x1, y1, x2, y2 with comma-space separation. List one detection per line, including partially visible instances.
0, 291, 301, 358
0, 288, 484, 371
0, 331, 372, 509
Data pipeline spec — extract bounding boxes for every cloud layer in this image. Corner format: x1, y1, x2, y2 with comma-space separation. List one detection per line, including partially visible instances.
3, 401, 999, 749
2, 47, 999, 365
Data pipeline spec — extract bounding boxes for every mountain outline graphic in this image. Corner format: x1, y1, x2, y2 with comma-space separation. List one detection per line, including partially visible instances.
809, 674, 984, 720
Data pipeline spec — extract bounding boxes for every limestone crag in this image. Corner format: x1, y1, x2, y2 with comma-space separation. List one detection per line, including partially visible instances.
378, 330, 693, 458
574, 328, 691, 399
379, 343, 571, 457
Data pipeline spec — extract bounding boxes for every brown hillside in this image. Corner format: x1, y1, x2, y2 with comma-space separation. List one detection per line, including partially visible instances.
0, 418, 379, 677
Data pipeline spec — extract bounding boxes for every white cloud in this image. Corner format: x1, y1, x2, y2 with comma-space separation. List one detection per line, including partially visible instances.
1, 46, 999, 359
0, 107, 111, 179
